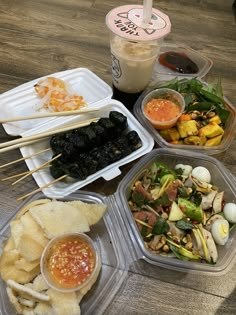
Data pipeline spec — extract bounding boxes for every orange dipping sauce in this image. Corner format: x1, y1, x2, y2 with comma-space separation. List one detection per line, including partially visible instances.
46, 235, 96, 290
144, 98, 180, 122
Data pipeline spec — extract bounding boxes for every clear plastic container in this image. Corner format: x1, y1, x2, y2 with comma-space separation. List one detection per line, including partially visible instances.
40, 233, 101, 293
0, 191, 129, 315
141, 88, 185, 129
116, 148, 236, 275
133, 87, 236, 155
152, 44, 213, 81
1, 149, 236, 314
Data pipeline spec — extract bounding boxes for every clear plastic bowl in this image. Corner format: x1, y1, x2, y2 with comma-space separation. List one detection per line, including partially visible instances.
40, 232, 100, 293
116, 148, 236, 275
134, 88, 236, 155
152, 44, 213, 81
141, 88, 185, 129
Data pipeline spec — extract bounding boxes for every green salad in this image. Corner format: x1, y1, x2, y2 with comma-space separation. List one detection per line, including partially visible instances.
128, 161, 236, 263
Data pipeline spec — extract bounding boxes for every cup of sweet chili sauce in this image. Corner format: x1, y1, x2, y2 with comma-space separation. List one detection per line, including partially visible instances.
141, 88, 185, 129
40, 233, 100, 292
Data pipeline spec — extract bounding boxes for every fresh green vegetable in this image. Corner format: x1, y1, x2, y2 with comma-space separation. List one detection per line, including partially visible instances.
178, 198, 203, 222
152, 217, 170, 235
175, 219, 195, 230
157, 77, 230, 125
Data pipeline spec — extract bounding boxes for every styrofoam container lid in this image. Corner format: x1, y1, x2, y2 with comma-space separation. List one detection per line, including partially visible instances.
106, 5, 171, 41
0, 68, 112, 136
19, 100, 154, 199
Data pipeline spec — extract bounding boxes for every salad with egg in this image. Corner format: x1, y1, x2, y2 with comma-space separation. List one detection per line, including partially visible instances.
128, 161, 236, 263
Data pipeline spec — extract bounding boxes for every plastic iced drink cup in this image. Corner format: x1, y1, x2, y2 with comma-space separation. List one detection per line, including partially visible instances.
106, 5, 171, 109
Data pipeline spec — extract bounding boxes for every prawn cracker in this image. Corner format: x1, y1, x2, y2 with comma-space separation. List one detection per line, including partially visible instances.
47, 289, 80, 315
68, 200, 107, 226
7, 279, 50, 302
20, 212, 49, 247
0, 250, 39, 283
29, 201, 90, 239
17, 234, 44, 262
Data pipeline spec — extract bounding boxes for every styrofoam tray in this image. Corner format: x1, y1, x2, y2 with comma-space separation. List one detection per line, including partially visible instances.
0, 68, 112, 136
20, 101, 154, 198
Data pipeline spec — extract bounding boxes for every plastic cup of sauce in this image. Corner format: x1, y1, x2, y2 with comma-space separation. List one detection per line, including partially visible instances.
106, 5, 171, 110
40, 233, 100, 293
142, 88, 185, 129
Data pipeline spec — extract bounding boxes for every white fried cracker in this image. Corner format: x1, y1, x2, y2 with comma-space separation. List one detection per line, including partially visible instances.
47, 289, 80, 315
7, 279, 50, 302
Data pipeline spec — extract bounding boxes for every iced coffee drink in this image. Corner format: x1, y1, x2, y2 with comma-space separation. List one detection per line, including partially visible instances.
106, 4, 171, 109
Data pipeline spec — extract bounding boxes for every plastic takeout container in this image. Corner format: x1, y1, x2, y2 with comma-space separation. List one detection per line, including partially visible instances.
0, 191, 128, 315
40, 233, 100, 293
0, 68, 113, 136
116, 148, 236, 275
134, 84, 236, 155
1, 149, 236, 314
141, 88, 185, 129
152, 44, 213, 81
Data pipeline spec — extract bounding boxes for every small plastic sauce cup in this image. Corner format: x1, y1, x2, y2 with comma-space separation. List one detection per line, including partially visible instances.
40, 233, 100, 293
142, 88, 185, 129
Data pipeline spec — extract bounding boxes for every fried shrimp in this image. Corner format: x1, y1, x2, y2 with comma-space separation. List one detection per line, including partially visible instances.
34, 77, 87, 112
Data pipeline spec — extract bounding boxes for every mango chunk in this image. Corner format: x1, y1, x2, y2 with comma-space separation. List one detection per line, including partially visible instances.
199, 122, 224, 138
177, 120, 198, 138
205, 134, 223, 146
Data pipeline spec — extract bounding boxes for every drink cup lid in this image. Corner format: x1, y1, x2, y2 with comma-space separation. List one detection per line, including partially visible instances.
106, 5, 171, 41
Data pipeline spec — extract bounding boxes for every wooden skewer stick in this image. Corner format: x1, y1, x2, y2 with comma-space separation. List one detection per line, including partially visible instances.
1, 170, 32, 181
0, 148, 51, 169
0, 108, 99, 123
0, 139, 47, 154
1, 164, 50, 181
0, 117, 99, 150
12, 153, 62, 185
17, 174, 68, 201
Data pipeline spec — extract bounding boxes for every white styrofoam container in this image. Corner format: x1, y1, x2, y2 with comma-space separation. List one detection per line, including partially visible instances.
0, 68, 112, 136
19, 100, 154, 198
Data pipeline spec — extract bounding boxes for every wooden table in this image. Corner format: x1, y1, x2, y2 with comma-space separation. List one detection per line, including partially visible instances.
0, 0, 236, 314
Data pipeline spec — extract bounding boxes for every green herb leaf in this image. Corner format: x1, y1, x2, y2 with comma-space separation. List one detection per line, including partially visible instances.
175, 219, 195, 230
168, 243, 190, 260
152, 217, 170, 235
153, 192, 171, 207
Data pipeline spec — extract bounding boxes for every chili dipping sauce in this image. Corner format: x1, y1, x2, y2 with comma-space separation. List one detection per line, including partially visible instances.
45, 234, 96, 290
144, 98, 181, 122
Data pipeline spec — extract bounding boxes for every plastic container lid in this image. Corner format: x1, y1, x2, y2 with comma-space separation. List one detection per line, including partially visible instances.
106, 5, 171, 41
152, 44, 213, 80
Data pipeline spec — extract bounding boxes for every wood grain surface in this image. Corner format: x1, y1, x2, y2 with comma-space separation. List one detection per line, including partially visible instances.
0, 0, 236, 314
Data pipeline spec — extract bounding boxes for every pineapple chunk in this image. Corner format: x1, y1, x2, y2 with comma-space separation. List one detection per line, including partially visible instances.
177, 120, 198, 138
209, 115, 221, 124
205, 134, 223, 146
199, 122, 224, 138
